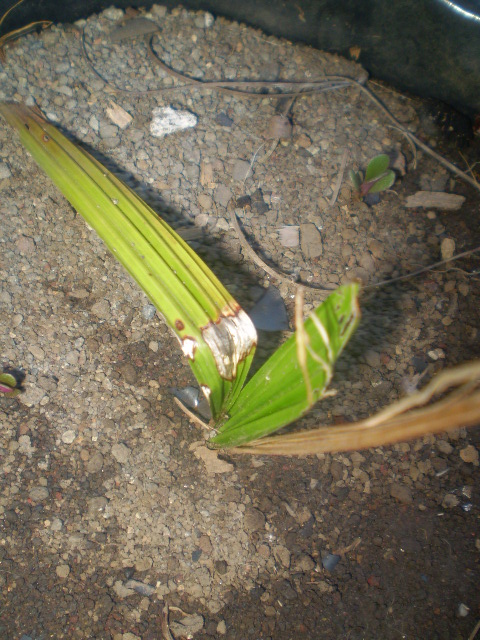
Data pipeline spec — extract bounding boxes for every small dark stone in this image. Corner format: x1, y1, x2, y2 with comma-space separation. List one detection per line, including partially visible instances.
412, 355, 428, 373
215, 112, 234, 127
253, 200, 270, 215
279, 579, 298, 601
124, 566, 135, 579
4, 510, 17, 523
214, 560, 228, 575
192, 549, 202, 562
250, 585, 266, 600
236, 195, 251, 208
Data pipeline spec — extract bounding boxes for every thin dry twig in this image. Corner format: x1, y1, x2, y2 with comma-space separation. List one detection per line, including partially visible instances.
82, 25, 479, 192
329, 148, 349, 206
161, 604, 175, 640
173, 396, 210, 430
230, 210, 335, 292
82, 27, 350, 98
468, 620, 480, 640
147, 36, 353, 98
333, 537, 362, 556
459, 151, 480, 188
229, 210, 294, 283
242, 141, 266, 184
367, 246, 480, 289
295, 286, 313, 404
386, 124, 418, 169
341, 76, 480, 192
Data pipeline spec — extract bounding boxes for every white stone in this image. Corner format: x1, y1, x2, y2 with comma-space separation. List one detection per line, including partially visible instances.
61, 430, 77, 444
150, 107, 197, 138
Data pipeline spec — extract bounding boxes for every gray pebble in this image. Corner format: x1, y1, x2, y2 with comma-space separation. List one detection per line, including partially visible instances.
0, 163, 12, 180
436, 440, 453, 455
91, 299, 111, 319
293, 553, 316, 572
120, 363, 137, 385
112, 442, 130, 464
232, 159, 251, 181
390, 483, 413, 504
29, 486, 49, 501
124, 579, 156, 596
170, 615, 204, 637
330, 460, 344, 481
113, 580, 135, 598
56, 564, 70, 578
61, 430, 76, 444
243, 507, 266, 531
364, 349, 381, 368
86, 451, 104, 474
87, 496, 108, 516
214, 184, 233, 207
300, 223, 323, 259
442, 493, 459, 508
141, 303, 157, 320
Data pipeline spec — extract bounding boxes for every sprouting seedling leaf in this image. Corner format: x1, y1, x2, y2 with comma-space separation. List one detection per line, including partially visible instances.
0, 371, 24, 397
350, 154, 395, 199
348, 169, 362, 191
365, 154, 390, 181
368, 169, 395, 193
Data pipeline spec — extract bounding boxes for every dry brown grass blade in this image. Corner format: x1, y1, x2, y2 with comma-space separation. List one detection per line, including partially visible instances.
0, 21, 52, 61
231, 361, 480, 455
0, 0, 24, 28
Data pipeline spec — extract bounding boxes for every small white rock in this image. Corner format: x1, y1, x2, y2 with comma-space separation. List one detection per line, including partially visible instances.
428, 348, 445, 361
150, 106, 197, 138
0, 163, 12, 180
103, 7, 124, 20
204, 12, 215, 27
442, 493, 459, 508
61, 430, 77, 444
278, 225, 299, 247
56, 564, 70, 578
460, 445, 479, 465
441, 237, 455, 261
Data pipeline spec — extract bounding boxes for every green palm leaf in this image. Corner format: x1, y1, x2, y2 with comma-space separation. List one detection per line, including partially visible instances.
210, 283, 360, 448
0, 103, 256, 419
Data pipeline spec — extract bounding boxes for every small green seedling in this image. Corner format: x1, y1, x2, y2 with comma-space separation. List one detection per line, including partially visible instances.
349, 153, 395, 198
0, 370, 25, 397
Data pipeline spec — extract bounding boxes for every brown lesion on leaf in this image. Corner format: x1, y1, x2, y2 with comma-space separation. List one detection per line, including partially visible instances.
175, 319, 185, 331
201, 305, 257, 380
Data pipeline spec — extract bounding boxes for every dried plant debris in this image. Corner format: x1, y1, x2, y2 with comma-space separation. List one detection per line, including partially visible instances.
108, 17, 160, 43
404, 191, 466, 210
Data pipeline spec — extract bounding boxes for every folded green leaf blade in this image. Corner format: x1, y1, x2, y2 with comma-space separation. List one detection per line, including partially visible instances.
209, 284, 360, 448
0, 103, 257, 418
365, 153, 390, 181
368, 170, 395, 193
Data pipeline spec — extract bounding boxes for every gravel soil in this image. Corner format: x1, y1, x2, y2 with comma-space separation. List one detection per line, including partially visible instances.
1, 5, 479, 639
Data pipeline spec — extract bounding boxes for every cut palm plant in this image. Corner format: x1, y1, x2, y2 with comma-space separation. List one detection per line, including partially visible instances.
0, 102, 360, 449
